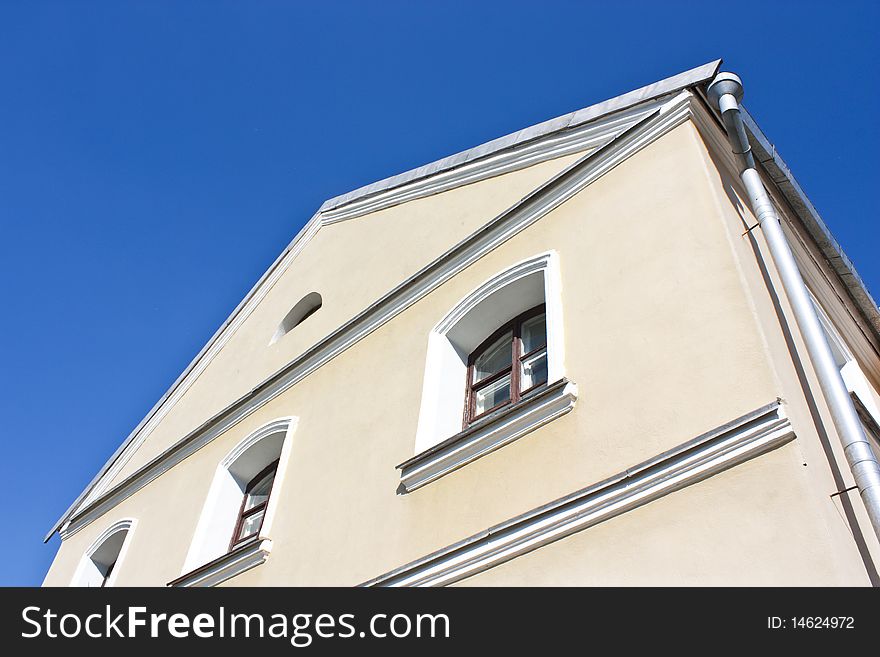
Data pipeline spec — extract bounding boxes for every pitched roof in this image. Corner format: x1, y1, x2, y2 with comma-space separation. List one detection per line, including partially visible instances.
46, 58, 879, 541
317, 59, 722, 213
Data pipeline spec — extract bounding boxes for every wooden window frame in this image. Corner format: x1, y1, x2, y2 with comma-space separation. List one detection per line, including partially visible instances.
229, 459, 280, 551
464, 304, 547, 427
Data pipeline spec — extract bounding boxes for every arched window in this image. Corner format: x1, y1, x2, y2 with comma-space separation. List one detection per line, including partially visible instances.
401, 252, 576, 492
466, 305, 547, 424
413, 252, 566, 453
176, 418, 297, 586
230, 459, 279, 549
271, 292, 322, 344
71, 519, 136, 587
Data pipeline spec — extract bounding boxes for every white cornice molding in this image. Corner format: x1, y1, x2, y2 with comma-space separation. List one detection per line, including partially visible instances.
319, 99, 669, 224
400, 379, 578, 493
67, 95, 688, 522
59, 64, 724, 535
60, 90, 704, 539
689, 95, 880, 381
318, 59, 721, 217
73, 100, 673, 513
68, 101, 666, 520
168, 539, 272, 588
364, 401, 793, 587
741, 108, 880, 343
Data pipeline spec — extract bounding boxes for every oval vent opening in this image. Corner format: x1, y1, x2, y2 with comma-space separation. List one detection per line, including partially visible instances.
270, 292, 322, 344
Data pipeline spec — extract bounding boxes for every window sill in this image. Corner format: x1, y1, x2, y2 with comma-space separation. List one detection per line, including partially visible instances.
397, 378, 577, 493
168, 537, 272, 587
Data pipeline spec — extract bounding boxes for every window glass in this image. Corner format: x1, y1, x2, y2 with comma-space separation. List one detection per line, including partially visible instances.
466, 305, 548, 426
236, 509, 266, 543
473, 331, 513, 383
521, 349, 548, 391
474, 374, 511, 416
243, 472, 274, 511
521, 313, 546, 354
231, 462, 278, 549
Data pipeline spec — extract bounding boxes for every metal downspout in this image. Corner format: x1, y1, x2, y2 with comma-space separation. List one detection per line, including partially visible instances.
707, 72, 880, 542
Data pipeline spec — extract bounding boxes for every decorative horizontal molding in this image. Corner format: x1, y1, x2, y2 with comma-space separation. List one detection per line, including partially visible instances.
168, 538, 272, 588
400, 379, 578, 493
319, 100, 667, 224
318, 59, 721, 219
53, 73, 719, 539
65, 98, 671, 521
365, 401, 794, 587
60, 90, 702, 540
61, 401, 293, 539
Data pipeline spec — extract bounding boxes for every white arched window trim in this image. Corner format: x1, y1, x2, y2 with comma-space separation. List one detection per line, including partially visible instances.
175, 417, 298, 587
70, 518, 137, 587
400, 251, 577, 492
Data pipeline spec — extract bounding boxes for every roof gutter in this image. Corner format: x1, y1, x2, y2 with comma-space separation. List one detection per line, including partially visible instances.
707, 72, 880, 541
44, 60, 724, 542
739, 110, 880, 343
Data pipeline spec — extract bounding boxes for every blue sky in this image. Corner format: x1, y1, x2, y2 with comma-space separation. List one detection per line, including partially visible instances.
1, 1, 877, 586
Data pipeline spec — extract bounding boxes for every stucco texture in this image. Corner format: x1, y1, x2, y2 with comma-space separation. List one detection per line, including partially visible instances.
43, 118, 876, 587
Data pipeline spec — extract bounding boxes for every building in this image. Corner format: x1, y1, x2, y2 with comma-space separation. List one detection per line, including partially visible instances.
42, 60, 880, 587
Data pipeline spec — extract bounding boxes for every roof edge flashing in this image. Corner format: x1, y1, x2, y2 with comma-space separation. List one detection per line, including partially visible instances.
741, 109, 880, 340
318, 59, 723, 216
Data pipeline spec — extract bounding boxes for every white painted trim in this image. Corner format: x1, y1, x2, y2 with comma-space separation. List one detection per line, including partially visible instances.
318, 59, 721, 218
414, 251, 565, 454
434, 252, 558, 334
59, 88, 700, 531
320, 99, 668, 224
61, 90, 699, 539
220, 418, 296, 469
401, 380, 578, 492
70, 518, 137, 588
180, 417, 297, 575
367, 402, 793, 587
171, 539, 272, 588
75, 218, 322, 512
63, 58, 880, 539
543, 249, 566, 386
255, 420, 296, 552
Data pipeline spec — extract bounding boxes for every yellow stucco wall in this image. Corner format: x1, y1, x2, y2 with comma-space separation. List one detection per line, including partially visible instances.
43, 114, 879, 587
455, 442, 867, 586
109, 150, 589, 483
